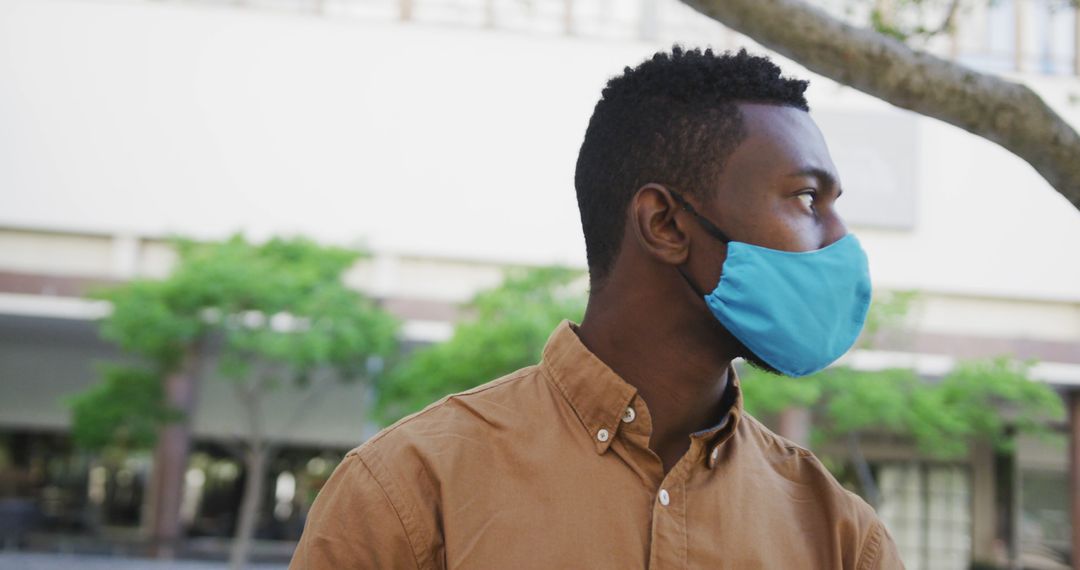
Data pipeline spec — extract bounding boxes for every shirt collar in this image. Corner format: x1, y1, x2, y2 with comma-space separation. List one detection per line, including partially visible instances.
539, 320, 743, 457
541, 320, 637, 454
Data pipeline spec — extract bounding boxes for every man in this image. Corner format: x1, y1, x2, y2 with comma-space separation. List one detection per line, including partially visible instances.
290, 47, 903, 569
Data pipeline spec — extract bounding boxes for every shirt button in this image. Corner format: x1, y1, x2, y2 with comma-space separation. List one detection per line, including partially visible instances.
658, 489, 670, 506
622, 407, 636, 423
597, 428, 610, 442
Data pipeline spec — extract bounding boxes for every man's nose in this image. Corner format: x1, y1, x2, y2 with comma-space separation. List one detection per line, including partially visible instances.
821, 214, 848, 248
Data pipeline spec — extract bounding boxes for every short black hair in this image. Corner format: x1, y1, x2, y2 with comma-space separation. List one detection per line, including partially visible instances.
574, 46, 810, 287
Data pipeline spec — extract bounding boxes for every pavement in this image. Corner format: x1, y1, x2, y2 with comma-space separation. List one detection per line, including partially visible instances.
0, 552, 288, 570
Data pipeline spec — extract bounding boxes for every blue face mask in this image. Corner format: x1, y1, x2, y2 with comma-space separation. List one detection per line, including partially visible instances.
669, 189, 872, 378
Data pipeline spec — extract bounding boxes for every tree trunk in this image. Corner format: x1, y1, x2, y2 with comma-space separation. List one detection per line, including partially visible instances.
147, 340, 205, 558
230, 370, 272, 570
229, 444, 270, 570
679, 0, 1080, 212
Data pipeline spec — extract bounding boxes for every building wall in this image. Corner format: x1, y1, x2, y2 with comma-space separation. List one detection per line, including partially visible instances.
2, 0, 1080, 296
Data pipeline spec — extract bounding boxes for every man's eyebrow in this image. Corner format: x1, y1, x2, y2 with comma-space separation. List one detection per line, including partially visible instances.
787, 167, 843, 196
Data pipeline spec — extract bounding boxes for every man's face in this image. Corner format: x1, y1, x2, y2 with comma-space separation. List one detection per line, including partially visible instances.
685, 103, 850, 372
702, 103, 848, 255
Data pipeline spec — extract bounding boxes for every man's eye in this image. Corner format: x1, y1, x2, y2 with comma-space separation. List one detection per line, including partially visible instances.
797, 192, 816, 210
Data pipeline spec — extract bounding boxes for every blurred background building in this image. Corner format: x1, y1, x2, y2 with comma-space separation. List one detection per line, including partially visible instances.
1, 0, 1079, 568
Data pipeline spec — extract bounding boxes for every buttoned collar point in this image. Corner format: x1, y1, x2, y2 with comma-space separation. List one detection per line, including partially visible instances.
539, 320, 745, 463
540, 320, 638, 454
689, 369, 744, 468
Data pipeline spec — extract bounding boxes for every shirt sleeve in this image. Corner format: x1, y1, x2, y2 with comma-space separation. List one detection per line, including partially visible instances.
858, 520, 906, 570
289, 452, 422, 570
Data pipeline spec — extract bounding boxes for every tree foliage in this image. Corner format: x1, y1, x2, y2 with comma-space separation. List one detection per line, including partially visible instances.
740, 292, 1065, 458
374, 266, 585, 425
377, 272, 1064, 461
740, 361, 1064, 458
855, 0, 1078, 43
69, 364, 178, 451
72, 233, 402, 569
71, 233, 400, 450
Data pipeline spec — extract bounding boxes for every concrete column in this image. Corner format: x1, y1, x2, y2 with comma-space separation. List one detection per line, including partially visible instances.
1074, 6, 1080, 76
1069, 389, 1080, 570
563, 0, 574, 36
777, 407, 811, 448
970, 441, 997, 564
110, 234, 140, 279
1014, 0, 1026, 72
638, 0, 658, 41
484, 0, 495, 28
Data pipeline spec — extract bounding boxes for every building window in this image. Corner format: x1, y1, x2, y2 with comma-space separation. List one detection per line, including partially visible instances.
1018, 468, 1070, 568
877, 462, 972, 570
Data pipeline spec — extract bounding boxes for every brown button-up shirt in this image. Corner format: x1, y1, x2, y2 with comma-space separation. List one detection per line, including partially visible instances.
291, 320, 904, 569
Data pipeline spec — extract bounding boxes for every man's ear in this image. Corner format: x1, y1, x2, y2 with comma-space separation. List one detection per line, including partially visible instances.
630, 184, 691, 267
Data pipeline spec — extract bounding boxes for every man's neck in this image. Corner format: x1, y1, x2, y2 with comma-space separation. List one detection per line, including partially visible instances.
576, 295, 733, 473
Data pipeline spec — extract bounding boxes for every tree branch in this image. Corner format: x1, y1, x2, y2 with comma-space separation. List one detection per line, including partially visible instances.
233, 359, 270, 451
900, 0, 965, 40
932, 0, 963, 37
272, 367, 349, 439
680, 0, 1080, 212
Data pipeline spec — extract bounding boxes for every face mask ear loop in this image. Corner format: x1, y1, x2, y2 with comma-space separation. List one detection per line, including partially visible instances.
667, 188, 731, 244
676, 265, 708, 299
668, 187, 730, 300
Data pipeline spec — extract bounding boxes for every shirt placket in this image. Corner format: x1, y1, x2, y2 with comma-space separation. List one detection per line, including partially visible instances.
607, 398, 705, 570
638, 416, 731, 569
643, 438, 704, 565
647, 472, 688, 570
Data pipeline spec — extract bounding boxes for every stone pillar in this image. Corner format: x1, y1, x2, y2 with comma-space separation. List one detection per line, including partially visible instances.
777, 407, 811, 448
1014, 0, 1025, 72
1074, 7, 1080, 76
970, 440, 997, 564
1068, 389, 1080, 570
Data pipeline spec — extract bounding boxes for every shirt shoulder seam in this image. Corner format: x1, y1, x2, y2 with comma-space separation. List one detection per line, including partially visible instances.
856, 520, 885, 570
743, 414, 867, 501
743, 414, 890, 567
743, 413, 814, 455
354, 451, 430, 570
357, 366, 538, 450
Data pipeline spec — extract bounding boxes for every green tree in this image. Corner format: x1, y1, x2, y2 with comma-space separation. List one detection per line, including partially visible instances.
739, 291, 1065, 505
69, 234, 398, 569
742, 359, 1064, 450
69, 365, 175, 452
374, 266, 585, 425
